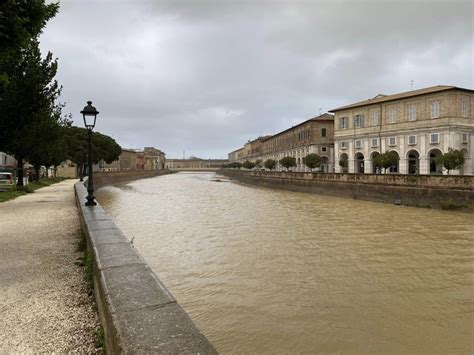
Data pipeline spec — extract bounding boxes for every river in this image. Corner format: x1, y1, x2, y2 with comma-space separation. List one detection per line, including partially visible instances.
95, 172, 473, 354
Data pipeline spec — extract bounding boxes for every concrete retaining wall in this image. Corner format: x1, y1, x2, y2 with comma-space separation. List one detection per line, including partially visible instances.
94, 170, 173, 188
220, 170, 474, 212
74, 181, 217, 354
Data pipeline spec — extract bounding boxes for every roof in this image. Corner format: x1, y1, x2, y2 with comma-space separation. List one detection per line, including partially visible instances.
263, 113, 334, 141
329, 85, 473, 112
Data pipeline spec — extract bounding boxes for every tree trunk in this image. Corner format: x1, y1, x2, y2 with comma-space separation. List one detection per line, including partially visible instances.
34, 165, 40, 182
45, 167, 49, 178
16, 156, 24, 187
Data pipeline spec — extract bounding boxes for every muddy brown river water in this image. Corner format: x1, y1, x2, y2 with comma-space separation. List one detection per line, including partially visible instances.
96, 172, 473, 354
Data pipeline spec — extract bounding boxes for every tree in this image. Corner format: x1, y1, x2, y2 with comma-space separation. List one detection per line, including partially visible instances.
436, 148, 465, 175
374, 151, 399, 173
339, 156, 348, 169
303, 153, 321, 171
255, 159, 262, 170
243, 160, 256, 170
63, 126, 121, 176
279, 156, 296, 171
264, 159, 276, 170
0, 1, 59, 96
0, 38, 64, 185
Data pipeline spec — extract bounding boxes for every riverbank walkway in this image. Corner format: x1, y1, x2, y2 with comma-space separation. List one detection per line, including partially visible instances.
0, 179, 99, 353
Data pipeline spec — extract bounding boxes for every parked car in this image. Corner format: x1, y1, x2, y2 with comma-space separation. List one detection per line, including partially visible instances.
0, 172, 14, 191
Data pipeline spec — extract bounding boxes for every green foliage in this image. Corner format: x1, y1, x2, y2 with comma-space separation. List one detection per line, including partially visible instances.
226, 162, 243, 169
303, 153, 321, 170
373, 151, 400, 172
264, 159, 276, 170
96, 325, 105, 351
255, 159, 262, 169
436, 148, 465, 174
63, 126, 122, 167
0, 37, 66, 185
243, 160, 256, 169
279, 156, 296, 170
339, 156, 348, 168
0, 0, 59, 94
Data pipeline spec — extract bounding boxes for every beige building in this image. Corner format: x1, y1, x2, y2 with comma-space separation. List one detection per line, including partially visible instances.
99, 146, 166, 172
166, 158, 227, 170
330, 85, 474, 175
229, 113, 335, 172
0, 152, 16, 170
144, 147, 166, 170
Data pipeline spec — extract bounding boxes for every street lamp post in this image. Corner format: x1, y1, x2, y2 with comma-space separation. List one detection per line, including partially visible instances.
81, 101, 99, 206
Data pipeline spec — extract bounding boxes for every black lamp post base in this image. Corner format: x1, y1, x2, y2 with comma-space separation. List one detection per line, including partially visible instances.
85, 196, 97, 206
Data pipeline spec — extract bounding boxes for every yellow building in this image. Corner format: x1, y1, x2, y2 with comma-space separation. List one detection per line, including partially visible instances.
330, 85, 474, 175
229, 113, 335, 172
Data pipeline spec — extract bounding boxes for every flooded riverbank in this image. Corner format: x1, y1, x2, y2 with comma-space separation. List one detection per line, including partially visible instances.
96, 172, 473, 354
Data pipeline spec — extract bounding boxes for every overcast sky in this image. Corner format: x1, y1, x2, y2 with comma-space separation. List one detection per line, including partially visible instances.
40, 0, 473, 159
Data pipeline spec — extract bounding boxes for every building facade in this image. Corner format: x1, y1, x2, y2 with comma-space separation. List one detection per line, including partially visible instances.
330, 85, 474, 175
0, 152, 16, 170
166, 158, 228, 170
144, 147, 166, 170
229, 113, 335, 172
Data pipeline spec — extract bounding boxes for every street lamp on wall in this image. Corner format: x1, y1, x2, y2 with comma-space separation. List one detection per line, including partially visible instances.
81, 101, 99, 206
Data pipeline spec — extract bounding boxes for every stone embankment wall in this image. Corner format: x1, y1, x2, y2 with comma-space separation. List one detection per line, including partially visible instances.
219, 170, 474, 211
94, 170, 173, 188
74, 181, 217, 354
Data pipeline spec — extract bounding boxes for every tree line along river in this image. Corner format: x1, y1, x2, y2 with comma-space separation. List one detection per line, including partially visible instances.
95, 172, 473, 354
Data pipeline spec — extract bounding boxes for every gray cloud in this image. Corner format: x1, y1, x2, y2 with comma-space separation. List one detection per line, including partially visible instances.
40, 0, 473, 158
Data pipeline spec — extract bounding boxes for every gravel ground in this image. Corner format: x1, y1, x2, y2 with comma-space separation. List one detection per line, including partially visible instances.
0, 179, 101, 353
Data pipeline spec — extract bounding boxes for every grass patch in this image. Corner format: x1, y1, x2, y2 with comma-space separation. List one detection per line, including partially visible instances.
0, 177, 65, 203
76, 230, 105, 353
96, 325, 105, 352
77, 231, 94, 290
440, 202, 466, 210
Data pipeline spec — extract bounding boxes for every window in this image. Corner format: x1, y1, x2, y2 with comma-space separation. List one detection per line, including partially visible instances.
355, 140, 362, 149
462, 133, 469, 143
430, 133, 439, 144
371, 111, 379, 126
388, 108, 397, 123
340, 117, 349, 129
322, 128, 327, 137
322, 147, 327, 152
462, 100, 468, 117
354, 114, 364, 128
340, 141, 348, 149
388, 137, 396, 146
408, 105, 417, 121
408, 135, 417, 145
371, 138, 379, 147
431, 101, 440, 118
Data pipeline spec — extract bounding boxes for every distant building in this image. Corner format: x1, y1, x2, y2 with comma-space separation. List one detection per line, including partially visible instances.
0, 152, 16, 170
56, 160, 78, 178
166, 158, 228, 170
330, 85, 474, 175
99, 146, 166, 172
229, 113, 335, 172
144, 147, 166, 170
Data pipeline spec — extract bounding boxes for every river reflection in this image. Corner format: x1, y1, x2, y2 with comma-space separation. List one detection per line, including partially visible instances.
96, 172, 473, 354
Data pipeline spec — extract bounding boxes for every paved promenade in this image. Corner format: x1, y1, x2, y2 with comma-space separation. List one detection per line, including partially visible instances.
0, 179, 99, 353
